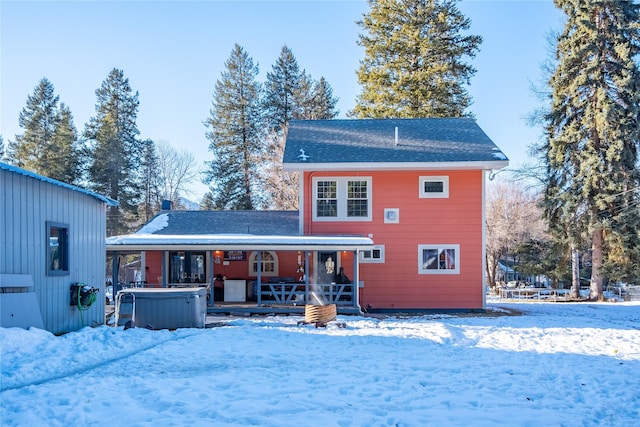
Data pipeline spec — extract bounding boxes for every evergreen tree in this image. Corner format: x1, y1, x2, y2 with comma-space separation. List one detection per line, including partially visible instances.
260, 47, 340, 209
85, 68, 142, 236
0, 135, 5, 161
139, 139, 162, 224
263, 45, 301, 134
9, 78, 59, 171
47, 104, 82, 185
292, 70, 315, 121
352, 0, 481, 118
199, 192, 216, 210
310, 77, 340, 120
204, 44, 264, 210
8, 78, 82, 184
543, 0, 640, 300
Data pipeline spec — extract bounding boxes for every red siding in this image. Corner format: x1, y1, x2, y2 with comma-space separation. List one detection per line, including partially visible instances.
303, 170, 484, 310
143, 250, 301, 285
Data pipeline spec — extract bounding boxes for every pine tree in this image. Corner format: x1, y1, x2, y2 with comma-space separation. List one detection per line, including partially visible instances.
310, 77, 339, 120
10, 79, 56, 171
199, 192, 216, 210
85, 68, 142, 236
352, 0, 481, 118
263, 45, 301, 134
139, 139, 162, 224
204, 44, 264, 210
544, 0, 640, 299
47, 104, 82, 185
259, 47, 341, 210
8, 78, 82, 184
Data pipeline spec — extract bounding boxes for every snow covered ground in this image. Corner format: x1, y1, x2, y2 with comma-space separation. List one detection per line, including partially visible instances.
2, 299, 639, 426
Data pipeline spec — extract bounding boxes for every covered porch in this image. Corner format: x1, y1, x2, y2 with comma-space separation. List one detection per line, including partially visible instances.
106, 234, 374, 316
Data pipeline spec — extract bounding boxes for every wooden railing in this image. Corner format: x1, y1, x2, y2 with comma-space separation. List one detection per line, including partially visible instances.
259, 282, 355, 306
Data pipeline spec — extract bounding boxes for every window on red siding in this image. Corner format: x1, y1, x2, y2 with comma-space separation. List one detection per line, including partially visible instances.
418, 244, 460, 274
313, 177, 372, 221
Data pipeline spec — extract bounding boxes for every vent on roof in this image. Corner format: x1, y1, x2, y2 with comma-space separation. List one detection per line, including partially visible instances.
298, 149, 310, 161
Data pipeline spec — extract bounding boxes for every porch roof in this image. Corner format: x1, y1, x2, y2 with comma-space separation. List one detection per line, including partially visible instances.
106, 233, 375, 252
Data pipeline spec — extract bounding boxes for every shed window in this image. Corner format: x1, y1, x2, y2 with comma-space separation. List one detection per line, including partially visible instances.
47, 222, 69, 276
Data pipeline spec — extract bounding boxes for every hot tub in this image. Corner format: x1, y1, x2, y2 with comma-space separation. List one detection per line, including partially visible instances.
115, 287, 207, 329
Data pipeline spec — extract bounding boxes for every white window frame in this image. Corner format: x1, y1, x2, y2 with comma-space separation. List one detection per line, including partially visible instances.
359, 245, 385, 264
419, 176, 449, 198
418, 244, 460, 275
312, 176, 373, 221
248, 251, 279, 277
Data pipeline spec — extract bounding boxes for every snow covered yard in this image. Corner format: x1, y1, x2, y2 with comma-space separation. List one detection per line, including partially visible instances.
1, 301, 639, 426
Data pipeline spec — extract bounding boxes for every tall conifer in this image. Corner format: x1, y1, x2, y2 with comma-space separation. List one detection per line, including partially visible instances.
204, 44, 264, 210
544, 0, 640, 299
9, 78, 81, 184
85, 68, 142, 236
352, 0, 481, 118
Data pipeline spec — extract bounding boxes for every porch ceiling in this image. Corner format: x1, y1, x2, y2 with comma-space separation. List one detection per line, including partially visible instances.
106, 233, 374, 252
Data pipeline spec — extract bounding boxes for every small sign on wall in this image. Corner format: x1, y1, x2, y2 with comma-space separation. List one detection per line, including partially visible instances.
224, 251, 246, 261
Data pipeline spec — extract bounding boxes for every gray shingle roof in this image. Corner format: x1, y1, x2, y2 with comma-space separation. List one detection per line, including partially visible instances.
139, 210, 300, 236
282, 118, 508, 168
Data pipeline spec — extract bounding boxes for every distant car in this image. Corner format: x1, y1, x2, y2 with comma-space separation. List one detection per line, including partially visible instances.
506, 280, 518, 288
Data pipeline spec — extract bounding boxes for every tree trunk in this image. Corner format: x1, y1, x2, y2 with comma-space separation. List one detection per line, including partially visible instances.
570, 244, 580, 299
590, 228, 604, 301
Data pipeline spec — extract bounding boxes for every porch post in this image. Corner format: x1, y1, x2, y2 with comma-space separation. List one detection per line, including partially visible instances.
257, 250, 262, 307
160, 251, 166, 288
305, 250, 310, 302
209, 250, 214, 306
353, 250, 361, 310
111, 252, 119, 297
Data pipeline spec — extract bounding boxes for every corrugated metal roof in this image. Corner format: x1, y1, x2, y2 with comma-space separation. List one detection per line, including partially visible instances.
0, 162, 118, 206
283, 118, 509, 170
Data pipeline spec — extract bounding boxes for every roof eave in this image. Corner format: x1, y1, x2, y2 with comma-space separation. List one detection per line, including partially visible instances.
282, 160, 510, 172
106, 234, 375, 252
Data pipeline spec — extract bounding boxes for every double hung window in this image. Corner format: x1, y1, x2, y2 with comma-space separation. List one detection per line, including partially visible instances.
313, 177, 372, 221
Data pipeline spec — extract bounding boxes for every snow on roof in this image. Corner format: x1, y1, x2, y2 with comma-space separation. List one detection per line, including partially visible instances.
0, 162, 118, 206
135, 213, 169, 234
106, 233, 374, 251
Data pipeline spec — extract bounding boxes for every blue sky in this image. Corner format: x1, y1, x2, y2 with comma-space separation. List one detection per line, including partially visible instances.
1, 0, 564, 200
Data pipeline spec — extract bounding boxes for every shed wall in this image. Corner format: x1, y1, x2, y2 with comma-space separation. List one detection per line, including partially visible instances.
1, 168, 107, 333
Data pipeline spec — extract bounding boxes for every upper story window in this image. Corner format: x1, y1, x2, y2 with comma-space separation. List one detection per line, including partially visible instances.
418, 244, 460, 275
313, 177, 372, 221
47, 221, 69, 276
419, 176, 449, 198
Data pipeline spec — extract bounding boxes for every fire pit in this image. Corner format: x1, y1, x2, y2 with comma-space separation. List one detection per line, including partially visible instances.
304, 304, 336, 325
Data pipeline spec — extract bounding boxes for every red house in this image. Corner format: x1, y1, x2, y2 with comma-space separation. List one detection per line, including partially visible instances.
107, 118, 507, 314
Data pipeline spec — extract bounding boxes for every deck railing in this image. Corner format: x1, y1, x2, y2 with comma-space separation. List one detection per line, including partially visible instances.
258, 282, 355, 306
